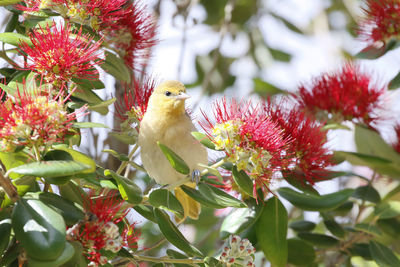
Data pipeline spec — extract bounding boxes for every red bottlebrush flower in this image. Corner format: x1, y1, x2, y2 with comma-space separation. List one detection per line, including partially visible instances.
0, 81, 86, 152
104, 2, 157, 69
358, 0, 400, 44
393, 124, 400, 154
200, 98, 290, 198
115, 76, 156, 123
18, 23, 103, 85
264, 99, 334, 185
295, 63, 385, 127
67, 191, 139, 267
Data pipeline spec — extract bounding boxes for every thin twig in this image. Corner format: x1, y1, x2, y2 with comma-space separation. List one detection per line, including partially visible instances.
116, 144, 138, 175
0, 171, 18, 202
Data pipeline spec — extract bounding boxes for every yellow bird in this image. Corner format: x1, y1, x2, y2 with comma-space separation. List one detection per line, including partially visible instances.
138, 80, 208, 220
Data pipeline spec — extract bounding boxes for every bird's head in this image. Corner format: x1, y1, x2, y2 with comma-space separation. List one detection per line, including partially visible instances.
147, 80, 190, 116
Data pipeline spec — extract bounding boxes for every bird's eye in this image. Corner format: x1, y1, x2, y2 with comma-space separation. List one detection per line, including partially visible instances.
165, 91, 171, 96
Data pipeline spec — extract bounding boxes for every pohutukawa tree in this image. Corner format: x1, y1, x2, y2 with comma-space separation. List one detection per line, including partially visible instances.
0, 0, 400, 266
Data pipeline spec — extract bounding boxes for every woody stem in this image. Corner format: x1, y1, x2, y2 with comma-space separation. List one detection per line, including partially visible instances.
0, 172, 19, 202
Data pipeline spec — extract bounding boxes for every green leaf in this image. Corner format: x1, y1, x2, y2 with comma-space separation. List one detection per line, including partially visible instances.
27, 241, 74, 267
133, 205, 156, 222
297, 233, 339, 248
289, 220, 316, 232
374, 201, 400, 219
269, 47, 292, 62
37, 192, 84, 226
12, 197, 66, 260
73, 122, 109, 129
191, 132, 217, 150
369, 241, 400, 267
253, 78, 286, 97
149, 189, 184, 219
0, 32, 32, 46
331, 201, 354, 216
58, 181, 84, 206
256, 197, 288, 267
109, 131, 138, 145
104, 169, 142, 204
9, 161, 91, 178
71, 78, 105, 90
153, 208, 203, 257
102, 149, 129, 161
166, 249, 193, 267
157, 142, 190, 175
355, 39, 399, 60
354, 223, 382, 236
377, 218, 400, 237
323, 218, 345, 238
231, 166, 253, 197
64, 241, 87, 267
278, 187, 354, 211
220, 200, 263, 238
0, 151, 29, 179
198, 182, 246, 208
349, 243, 373, 261
287, 238, 315, 265
353, 185, 381, 203
180, 185, 226, 209
88, 98, 116, 115
283, 171, 320, 196
52, 145, 96, 174
0, 82, 17, 97
0, 218, 12, 256
100, 51, 131, 83
389, 71, 400, 90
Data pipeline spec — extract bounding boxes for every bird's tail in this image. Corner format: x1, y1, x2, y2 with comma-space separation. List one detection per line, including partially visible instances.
174, 182, 201, 222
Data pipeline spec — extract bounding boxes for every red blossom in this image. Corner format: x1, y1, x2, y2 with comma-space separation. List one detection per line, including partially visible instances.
115, 76, 156, 123
358, 0, 400, 44
295, 63, 385, 127
0, 81, 86, 152
18, 23, 103, 85
264, 99, 334, 185
68, 191, 139, 266
104, 2, 157, 69
201, 98, 290, 197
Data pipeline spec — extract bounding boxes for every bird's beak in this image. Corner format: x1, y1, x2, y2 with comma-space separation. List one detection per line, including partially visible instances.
174, 92, 191, 100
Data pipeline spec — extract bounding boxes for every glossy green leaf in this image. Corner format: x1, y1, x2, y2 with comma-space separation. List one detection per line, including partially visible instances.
53, 146, 96, 174
220, 200, 263, 238
109, 131, 137, 145
278, 187, 354, 211
153, 208, 203, 257
354, 223, 382, 236
37, 192, 84, 226
73, 122, 109, 129
349, 243, 373, 261
289, 220, 316, 232
191, 132, 217, 150
71, 78, 105, 90
88, 98, 116, 115
63, 241, 87, 267
100, 179, 118, 190
297, 233, 339, 248
232, 166, 253, 197
355, 39, 399, 59
331, 201, 354, 216
374, 201, 400, 219
253, 78, 286, 97
0, 32, 32, 46
28, 241, 74, 267
369, 241, 400, 267
269, 47, 292, 62
157, 142, 190, 175
180, 185, 227, 209
149, 189, 184, 218
353, 185, 381, 203
12, 198, 66, 260
389, 71, 400, 90
287, 238, 315, 265
0, 218, 11, 256
256, 197, 288, 267
102, 149, 129, 161
284, 171, 320, 196
58, 181, 84, 206
198, 182, 246, 208
0, 151, 29, 179
133, 205, 156, 222
1, 176, 37, 208
104, 169, 142, 204
100, 51, 131, 83
377, 218, 400, 237
323, 218, 345, 238
9, 161, 91, 178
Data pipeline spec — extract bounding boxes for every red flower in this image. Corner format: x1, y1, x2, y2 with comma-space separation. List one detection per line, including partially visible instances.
358, 0, 400, 44
264, 99, 334, 185
115, 76, 156, 123
0, 81, 86, 152
67, 191, 139, 266
393, 124, 400, 154
295, 63, 385, 127
104, 2, 157, 69
201, 98, 290, 197
18, 23, 103, 85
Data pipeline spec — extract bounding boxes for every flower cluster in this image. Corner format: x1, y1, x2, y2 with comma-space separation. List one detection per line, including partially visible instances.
358, 0, 400, 44
67, 192, 139, 266
201, 98, 290, 197
0, 83, 85, 152
220, 235, 255, 266
264, 100, 333, 184
18, 23, 103, 85
295, 63, 385, 127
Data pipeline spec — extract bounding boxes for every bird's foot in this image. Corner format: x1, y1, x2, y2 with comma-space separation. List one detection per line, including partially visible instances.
191, 169, 201, 184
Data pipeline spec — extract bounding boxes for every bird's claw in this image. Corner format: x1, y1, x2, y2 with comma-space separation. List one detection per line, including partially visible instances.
191, 169, 201, 184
